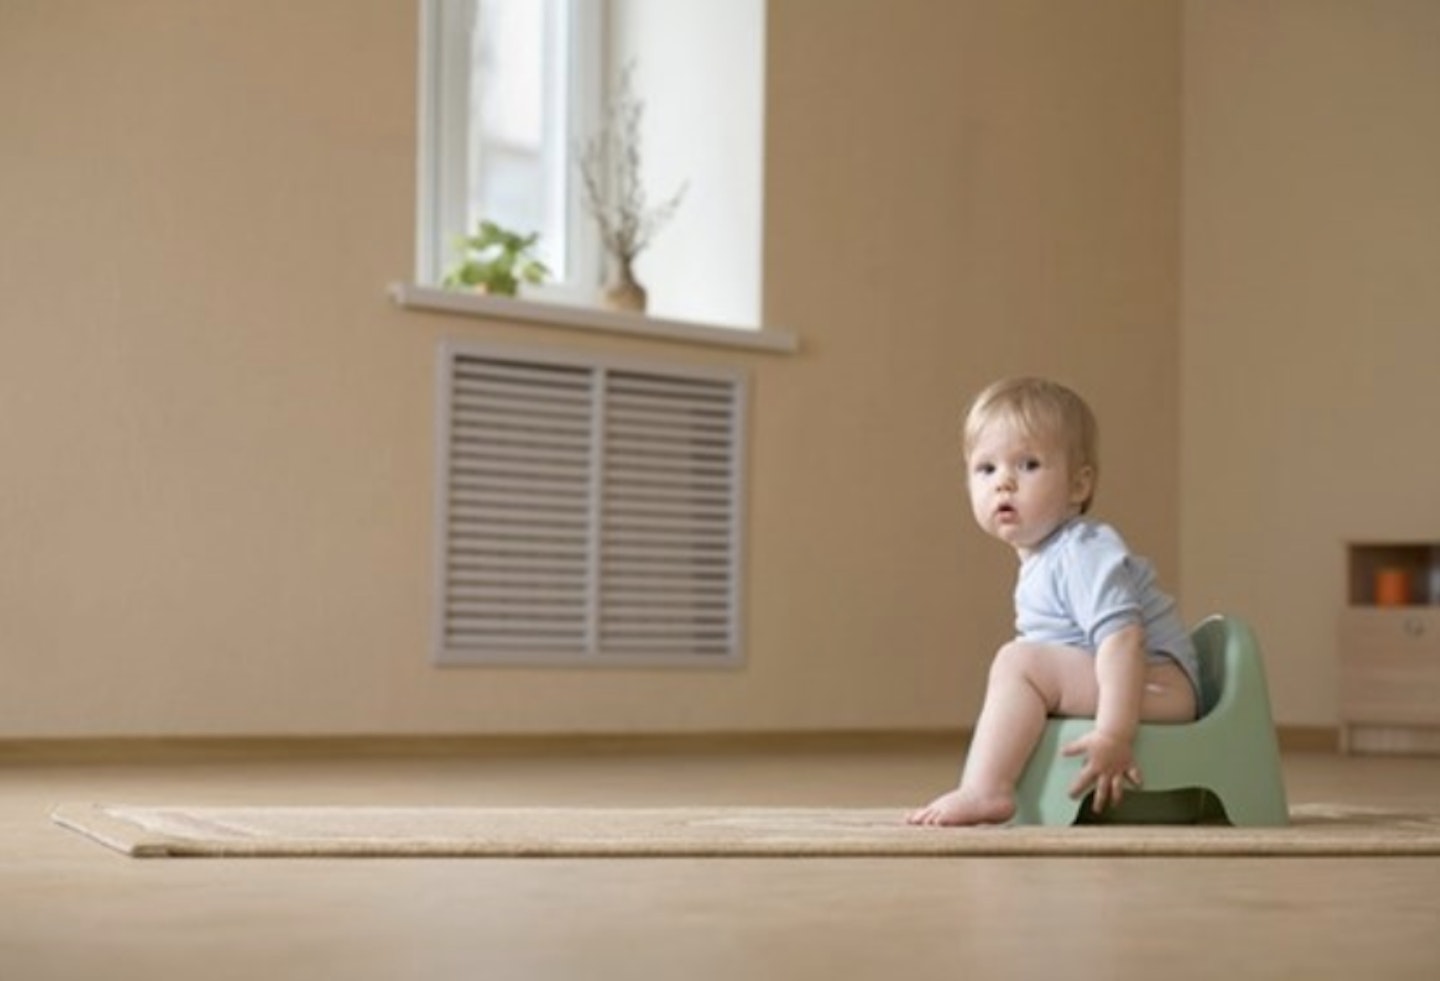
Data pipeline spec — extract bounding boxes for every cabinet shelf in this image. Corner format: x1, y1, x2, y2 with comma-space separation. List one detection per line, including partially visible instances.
1346, 542, 1440, 607
1340, 542, 1440, 754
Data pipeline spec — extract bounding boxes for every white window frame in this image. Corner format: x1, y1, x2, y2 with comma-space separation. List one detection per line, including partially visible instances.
415, 0, 602, 304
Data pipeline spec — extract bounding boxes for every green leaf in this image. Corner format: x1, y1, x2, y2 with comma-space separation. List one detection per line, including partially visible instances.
446, 219, 550, 292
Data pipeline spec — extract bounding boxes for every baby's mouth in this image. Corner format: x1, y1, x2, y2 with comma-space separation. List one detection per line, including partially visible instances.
996, 502, 1018, 521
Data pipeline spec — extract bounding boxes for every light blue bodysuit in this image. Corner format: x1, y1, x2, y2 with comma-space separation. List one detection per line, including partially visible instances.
1014, 517, 1200, 702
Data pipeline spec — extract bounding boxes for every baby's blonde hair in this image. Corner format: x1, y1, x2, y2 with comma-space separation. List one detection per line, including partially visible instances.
963, 377, 1100, 513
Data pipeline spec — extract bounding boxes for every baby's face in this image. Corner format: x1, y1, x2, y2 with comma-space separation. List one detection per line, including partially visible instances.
966, 419, 1092, 557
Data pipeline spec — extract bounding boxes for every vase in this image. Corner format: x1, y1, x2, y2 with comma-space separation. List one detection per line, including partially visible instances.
1375, 568, 1412, 607
602, 257, 647, 313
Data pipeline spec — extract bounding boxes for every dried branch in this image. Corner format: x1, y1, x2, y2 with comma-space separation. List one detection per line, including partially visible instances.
576, 62, 687, 266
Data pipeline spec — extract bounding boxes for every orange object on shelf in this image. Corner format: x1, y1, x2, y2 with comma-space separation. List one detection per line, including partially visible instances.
1374, 567, 1412, 607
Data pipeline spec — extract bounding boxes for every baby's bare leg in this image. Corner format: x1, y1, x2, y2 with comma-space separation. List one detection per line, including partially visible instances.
908, 642, 1098, 826
1139, 659, 1197, 722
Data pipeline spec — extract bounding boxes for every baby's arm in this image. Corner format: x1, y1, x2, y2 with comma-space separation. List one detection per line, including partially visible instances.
1062, 623, 1147, 811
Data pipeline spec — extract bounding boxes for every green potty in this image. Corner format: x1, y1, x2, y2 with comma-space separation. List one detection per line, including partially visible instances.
1012, 615, 1290, 827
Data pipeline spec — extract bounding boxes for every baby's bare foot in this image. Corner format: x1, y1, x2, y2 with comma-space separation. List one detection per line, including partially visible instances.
906, 788, 1015, 826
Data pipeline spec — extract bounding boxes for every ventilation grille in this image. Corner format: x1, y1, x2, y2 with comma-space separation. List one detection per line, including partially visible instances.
436, 343, 745, 666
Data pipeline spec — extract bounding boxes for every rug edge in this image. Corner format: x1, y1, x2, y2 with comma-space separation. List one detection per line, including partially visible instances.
47, 803, 1440, 859
51, 803, 173, 857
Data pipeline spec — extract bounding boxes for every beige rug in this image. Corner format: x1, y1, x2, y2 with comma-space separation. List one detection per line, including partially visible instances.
50, 803, 1440, 858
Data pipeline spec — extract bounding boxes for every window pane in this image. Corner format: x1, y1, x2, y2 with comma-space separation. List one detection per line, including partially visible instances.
469, 0, 565, 275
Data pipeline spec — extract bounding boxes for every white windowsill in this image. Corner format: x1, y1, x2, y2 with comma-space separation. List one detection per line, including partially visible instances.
389, 283, 800, 355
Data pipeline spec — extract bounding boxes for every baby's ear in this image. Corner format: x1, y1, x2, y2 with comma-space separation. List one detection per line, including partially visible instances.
1070, 465, 1096, 506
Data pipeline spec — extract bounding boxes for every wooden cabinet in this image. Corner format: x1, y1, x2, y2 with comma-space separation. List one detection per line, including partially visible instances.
1339, 543, 1440, 754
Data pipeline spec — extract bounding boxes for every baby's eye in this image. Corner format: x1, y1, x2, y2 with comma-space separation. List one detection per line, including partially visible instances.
973, 462, 996, 476
1019, 458, 1042, 472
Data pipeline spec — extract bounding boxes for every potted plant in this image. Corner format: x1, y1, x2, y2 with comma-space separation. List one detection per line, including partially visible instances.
442, 220, 550, 296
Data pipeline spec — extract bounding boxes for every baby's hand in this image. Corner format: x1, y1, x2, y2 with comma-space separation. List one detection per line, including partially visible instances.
1061, 729, 1142, 813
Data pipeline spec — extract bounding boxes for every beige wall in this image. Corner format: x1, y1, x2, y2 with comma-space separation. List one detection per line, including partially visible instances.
1181, 0, 1440, 725
0, 0, 1180, 738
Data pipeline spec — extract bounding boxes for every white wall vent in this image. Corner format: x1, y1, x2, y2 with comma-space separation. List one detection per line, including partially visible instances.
434, 341, 746, 667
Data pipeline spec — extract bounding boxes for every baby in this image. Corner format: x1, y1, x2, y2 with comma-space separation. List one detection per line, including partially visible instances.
909, 378, 1199, 826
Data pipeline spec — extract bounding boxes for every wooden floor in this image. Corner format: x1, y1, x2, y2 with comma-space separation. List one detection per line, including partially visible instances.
3, 741, 1439, 980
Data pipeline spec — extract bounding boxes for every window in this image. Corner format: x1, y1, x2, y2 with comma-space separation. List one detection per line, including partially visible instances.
416, 0, 765, 328
418, 0, 599, 304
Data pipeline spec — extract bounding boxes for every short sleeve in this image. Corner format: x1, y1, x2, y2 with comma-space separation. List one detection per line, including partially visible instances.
1060, 537, 1143, 649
